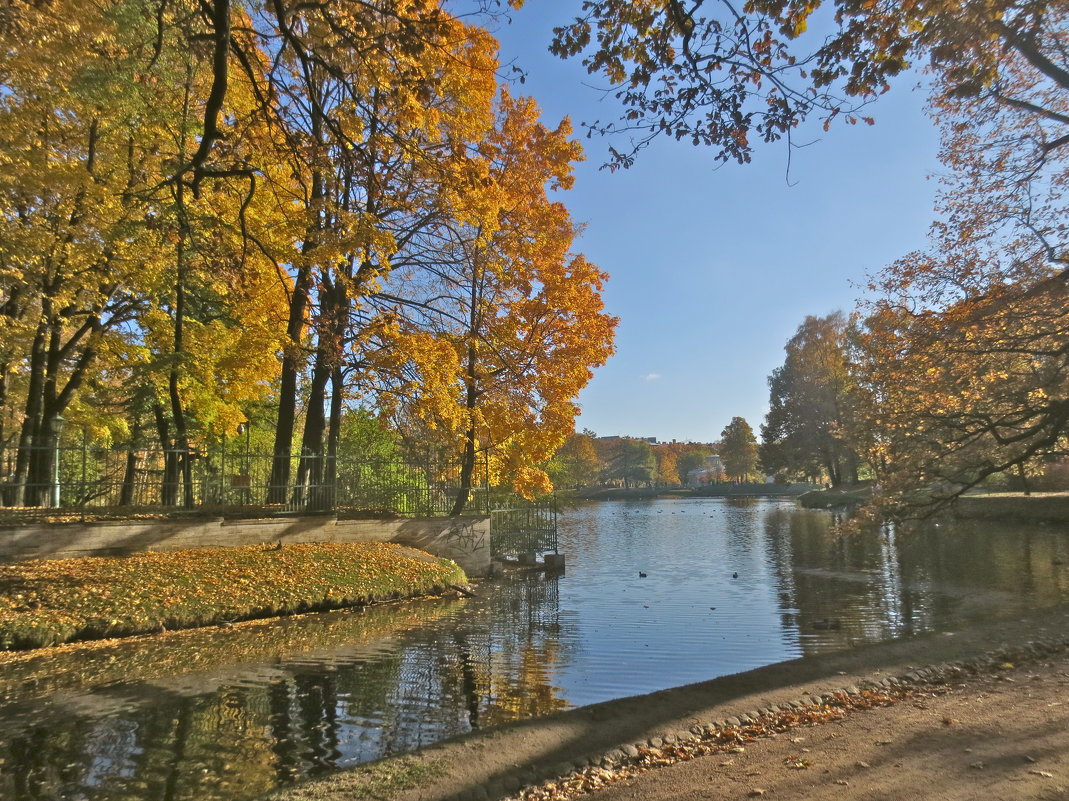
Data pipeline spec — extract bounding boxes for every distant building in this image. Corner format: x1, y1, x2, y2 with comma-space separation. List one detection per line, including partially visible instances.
686, 454, 725, 487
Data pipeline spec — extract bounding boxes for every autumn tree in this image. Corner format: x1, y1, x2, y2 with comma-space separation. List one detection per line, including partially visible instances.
548, 432, 603, 489
655, 446, 681, 486
249, 0, 502, 505
761, 312, 860, 486
549, 1, 1069, 168
372, 89, 616, 513
602, 438, 657, 488
0, 0, 307, 510
851, 17, 1069, 517
0, 0, 286, 505
0, 0, 620, 515
719, 417, 759, 482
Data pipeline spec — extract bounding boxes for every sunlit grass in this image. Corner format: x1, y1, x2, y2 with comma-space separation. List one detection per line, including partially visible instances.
0, 542, 466, 651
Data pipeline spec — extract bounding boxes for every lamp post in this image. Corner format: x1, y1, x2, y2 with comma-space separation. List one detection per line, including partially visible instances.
51, 416, 65, 508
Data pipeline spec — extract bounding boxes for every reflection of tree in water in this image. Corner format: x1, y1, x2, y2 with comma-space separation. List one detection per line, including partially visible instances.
761, 508, 932, 651
462, 572, 571, 728
759, 509, 1069, 656
0, 573, 573, 801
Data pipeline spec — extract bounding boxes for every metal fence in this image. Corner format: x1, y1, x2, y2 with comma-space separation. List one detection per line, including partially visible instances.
0, 438, 510, 519
489, 501, 558, 559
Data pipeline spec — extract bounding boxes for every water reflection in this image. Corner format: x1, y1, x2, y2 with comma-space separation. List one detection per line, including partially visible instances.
2, 499, 1068, 800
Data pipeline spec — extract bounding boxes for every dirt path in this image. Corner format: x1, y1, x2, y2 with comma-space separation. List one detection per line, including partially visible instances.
532, 655, 1069, 801
265, 607, 1069, 801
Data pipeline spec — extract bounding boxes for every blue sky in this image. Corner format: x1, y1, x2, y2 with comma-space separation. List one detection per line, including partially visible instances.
492, 7, 942, 445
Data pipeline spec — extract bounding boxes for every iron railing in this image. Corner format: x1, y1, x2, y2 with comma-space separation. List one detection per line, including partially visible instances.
0, 438, 490, 517
489, 500, 558, 559
0, 438, 559, 561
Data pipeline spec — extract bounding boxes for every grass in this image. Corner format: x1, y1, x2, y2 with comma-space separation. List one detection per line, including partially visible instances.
0, 542, 467, 651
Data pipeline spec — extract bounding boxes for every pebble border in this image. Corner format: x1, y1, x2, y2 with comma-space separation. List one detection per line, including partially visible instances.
438, 636, 1069, 801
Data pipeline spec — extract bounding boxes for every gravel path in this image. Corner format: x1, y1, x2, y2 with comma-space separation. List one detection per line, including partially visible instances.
521, 653, 1069, 801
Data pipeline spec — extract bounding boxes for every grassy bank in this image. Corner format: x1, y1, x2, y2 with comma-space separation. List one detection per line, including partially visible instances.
953, 491, 1069, 522
797, 485, 872, 508
0, 542, 466, 651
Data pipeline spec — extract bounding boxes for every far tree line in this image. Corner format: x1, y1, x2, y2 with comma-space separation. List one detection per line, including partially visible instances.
546, 417, 765, 491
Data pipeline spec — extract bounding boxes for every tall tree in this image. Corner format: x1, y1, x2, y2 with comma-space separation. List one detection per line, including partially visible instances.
720, 417, 759, 481
547, 431, 602, 488
852, 20, 1069, 517
761, 312, 860, 486
372, 89, 616, 512
602, 438, 656, 488
655, 447, 681, 486
257, 0, 501, 505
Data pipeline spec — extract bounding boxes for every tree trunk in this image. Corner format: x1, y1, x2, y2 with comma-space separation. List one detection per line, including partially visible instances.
450, 340, 479, 517
12, 321, 48, 506
268, 260, 312, 503
168, 232, 193, 509
120, 447, 140, 506
269, 103, 324, 504
325, 366, 343, 508
296, 352, 330, 510
154, 403, 180, 507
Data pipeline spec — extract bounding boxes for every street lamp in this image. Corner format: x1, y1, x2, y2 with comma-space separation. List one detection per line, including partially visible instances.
51, 415, 65, 508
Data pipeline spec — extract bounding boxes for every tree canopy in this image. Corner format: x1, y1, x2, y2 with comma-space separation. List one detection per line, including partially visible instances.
761, 312, 859, 486
719, 416, 759, 481
550, 0, 1069, 168
0, 0, 615, 512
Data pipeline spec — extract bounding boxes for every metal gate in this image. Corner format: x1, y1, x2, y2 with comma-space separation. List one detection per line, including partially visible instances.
489, 499, 558, 559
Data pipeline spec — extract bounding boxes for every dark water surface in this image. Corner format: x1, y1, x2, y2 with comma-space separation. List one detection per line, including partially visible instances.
2, 498, 1068, 800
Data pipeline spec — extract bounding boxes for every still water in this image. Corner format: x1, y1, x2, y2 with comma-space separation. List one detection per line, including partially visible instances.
2, 498, 1068, 800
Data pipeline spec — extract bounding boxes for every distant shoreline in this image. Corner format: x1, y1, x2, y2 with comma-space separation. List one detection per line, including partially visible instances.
564, 487, 1069, 523
567, 484, 817, 502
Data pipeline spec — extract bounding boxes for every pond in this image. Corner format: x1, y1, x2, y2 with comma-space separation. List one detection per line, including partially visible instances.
2, 498, 1068, 800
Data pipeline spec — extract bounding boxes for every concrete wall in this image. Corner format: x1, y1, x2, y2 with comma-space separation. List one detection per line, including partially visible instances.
0, 514, 492, 576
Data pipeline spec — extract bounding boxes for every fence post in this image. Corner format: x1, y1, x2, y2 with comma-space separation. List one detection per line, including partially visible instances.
50, 416, 65, 508
80, 428, 88, 507
220, 433, 227, 508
